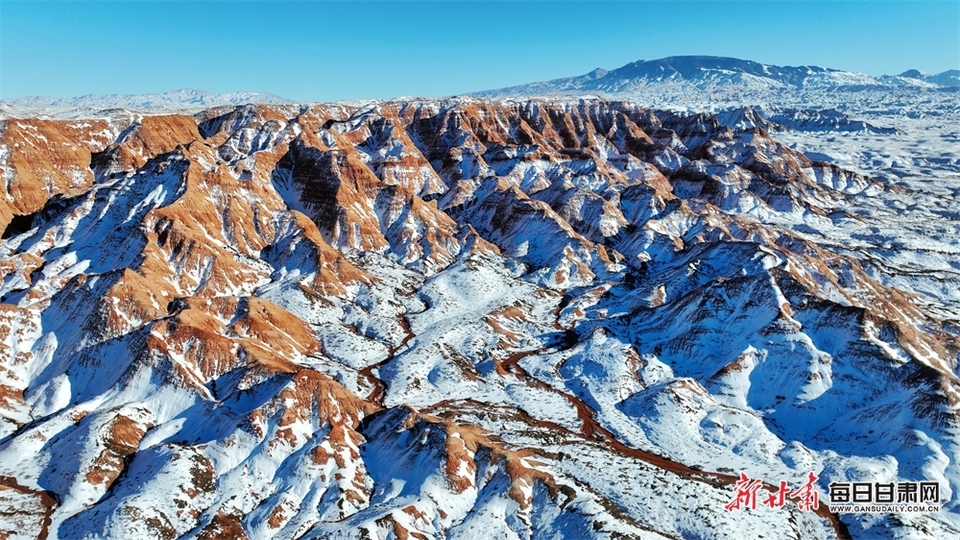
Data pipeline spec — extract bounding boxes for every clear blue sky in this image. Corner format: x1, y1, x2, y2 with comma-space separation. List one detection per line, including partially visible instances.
1, 1, 957, 101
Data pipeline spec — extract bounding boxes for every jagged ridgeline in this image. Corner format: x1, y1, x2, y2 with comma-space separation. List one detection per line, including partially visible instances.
0, 99, 957, 539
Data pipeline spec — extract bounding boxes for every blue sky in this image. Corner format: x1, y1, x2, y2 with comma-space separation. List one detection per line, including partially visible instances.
1, 1, 957, 101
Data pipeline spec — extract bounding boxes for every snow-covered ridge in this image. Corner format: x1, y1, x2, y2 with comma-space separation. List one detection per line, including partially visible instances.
0, 88, 293, 116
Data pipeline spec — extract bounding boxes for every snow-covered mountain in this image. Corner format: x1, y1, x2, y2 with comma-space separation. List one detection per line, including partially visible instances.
475, 56, 959, 98
0, 88, 292, 115
895, 68, 960, 87
1, 92, 959, 539
472, 55, 959, 152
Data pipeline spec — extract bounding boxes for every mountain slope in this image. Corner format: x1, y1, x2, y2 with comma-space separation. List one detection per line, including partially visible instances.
0, 98, 958, 539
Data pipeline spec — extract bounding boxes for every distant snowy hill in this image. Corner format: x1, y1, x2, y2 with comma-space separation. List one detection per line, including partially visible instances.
0, 88, 293, 115
896, 68, 960, 87
475, 55, 959, 98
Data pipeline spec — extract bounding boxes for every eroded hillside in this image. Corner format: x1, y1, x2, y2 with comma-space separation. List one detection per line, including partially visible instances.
0, 99, 957, 539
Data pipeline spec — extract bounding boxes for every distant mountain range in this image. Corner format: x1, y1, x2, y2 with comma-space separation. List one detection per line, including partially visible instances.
474, 56, 960, 98
0, 88, 293, 113
2, 56, 957, 116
